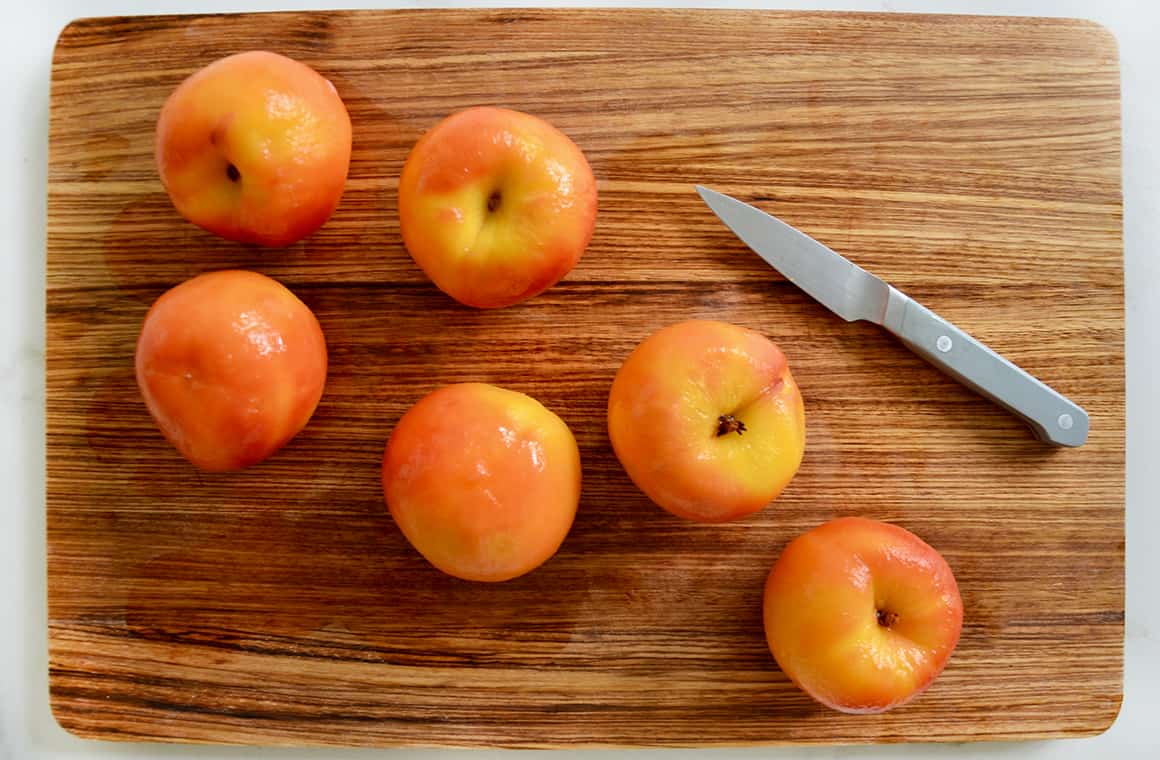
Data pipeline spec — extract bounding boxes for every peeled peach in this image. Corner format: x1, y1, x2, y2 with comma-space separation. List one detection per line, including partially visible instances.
382, 383, 581, 582
135, 269, 327, 471
608, 320, 805, 522
155, 51, 352, 246
764, 517, 964, 713
398, 106, 597, 308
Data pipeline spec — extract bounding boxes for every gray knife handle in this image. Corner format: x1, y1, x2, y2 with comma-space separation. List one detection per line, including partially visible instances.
881, 288, 1088, 447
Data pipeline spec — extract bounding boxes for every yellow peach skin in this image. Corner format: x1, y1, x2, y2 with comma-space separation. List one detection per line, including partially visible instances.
398, 107, 598, 308
156, 51, 352, 247
763, 517, 964, 714
382, 383, 582, 582
607, 320, 805, 523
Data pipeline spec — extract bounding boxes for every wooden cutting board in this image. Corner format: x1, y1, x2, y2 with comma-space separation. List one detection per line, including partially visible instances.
46, 9, 1124, 749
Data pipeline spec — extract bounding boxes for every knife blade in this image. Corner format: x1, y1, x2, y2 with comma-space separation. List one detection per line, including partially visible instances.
695, 185, 1088, 447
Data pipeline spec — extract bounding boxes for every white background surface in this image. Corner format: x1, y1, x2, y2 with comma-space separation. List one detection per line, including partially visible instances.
3, 1, 1155, 758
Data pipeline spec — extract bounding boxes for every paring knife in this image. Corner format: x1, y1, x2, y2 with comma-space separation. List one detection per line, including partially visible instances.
695, 186, 1088, 447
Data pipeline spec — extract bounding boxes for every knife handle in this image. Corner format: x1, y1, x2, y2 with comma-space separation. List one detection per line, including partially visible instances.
881, 288, 1089, 447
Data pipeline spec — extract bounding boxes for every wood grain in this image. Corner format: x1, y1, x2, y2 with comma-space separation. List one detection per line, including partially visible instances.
46, 9, 1124, 749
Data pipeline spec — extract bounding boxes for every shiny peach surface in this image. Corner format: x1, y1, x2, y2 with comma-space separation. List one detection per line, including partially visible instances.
155, 51, 352, 246
764, 517, 964, 714
607, 320, 805, 523
382, 383, 582, 582
398, 106, 597, 308
135, 270, 328, 471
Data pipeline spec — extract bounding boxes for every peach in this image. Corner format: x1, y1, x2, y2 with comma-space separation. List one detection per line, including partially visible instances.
382, 383, 581, 582
156, 51, 352, 247
607, 320, 805, 522
398, 106, 597, 308
135, 269, 327, 471
763, 517, 964, 713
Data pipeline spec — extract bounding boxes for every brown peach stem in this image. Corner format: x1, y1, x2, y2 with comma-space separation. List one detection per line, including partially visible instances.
716, 414, 746, 437
487, 190, 502, 213
877, 609, 899, 628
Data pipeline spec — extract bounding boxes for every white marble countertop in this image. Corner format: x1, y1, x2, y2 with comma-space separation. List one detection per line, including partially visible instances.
4, 1, 1156, 758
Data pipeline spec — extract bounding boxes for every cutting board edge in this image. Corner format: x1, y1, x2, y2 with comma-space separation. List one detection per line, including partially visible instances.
45, 6, 1126, 750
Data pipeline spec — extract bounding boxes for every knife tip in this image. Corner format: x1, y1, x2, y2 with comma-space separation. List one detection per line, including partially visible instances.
694, 185, 731, 212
